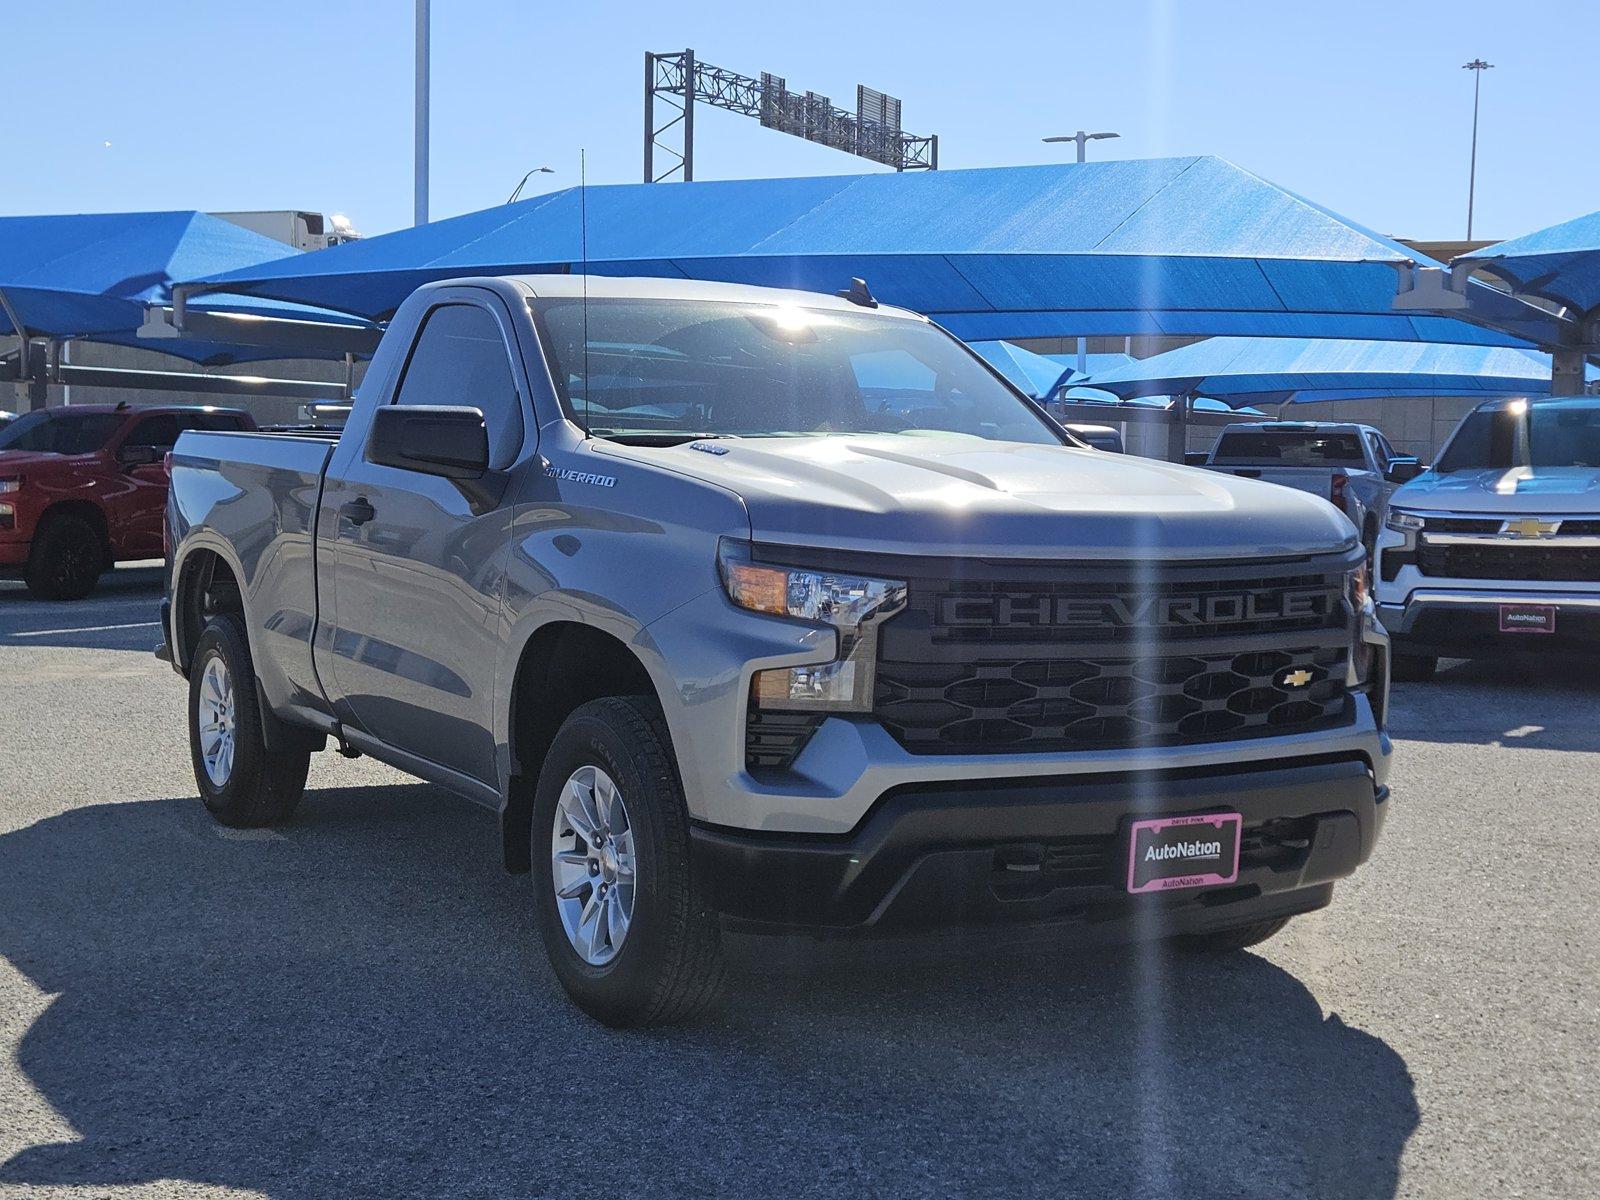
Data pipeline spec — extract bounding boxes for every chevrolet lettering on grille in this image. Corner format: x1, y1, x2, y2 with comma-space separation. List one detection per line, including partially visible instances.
935, 587, 1340, 630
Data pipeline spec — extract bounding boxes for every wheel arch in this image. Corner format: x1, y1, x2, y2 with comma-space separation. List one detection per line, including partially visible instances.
35, 499, 111, 557
171, 540, 250, 676
501, 620, 667, 874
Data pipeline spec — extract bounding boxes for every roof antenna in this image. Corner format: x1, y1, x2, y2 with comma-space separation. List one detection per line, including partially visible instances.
580, 147, 591, 440
837, 277, 878, 308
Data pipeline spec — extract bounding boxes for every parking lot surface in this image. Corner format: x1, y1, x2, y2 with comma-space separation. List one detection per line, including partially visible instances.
0, 568, 1595, 1200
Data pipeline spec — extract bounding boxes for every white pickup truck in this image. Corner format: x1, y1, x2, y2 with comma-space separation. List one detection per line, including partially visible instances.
1375, 396, 1600, 679
1206, 422, 1424, 556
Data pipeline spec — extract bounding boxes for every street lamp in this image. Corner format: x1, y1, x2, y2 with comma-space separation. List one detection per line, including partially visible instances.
1463, 59, 1493, 240
415, 0, 430, 226
507, 166, 555, 205
1043, 130, 1120, 164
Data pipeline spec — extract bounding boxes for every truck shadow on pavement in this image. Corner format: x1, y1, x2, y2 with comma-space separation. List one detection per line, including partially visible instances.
1388, 655, 1600, 752
0, 784, 1418, 1200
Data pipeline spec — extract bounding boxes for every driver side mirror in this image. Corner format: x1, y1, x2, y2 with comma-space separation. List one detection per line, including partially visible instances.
116, 443, 161, 468
1385, 456, 1424, 484
367, 405, 489, 479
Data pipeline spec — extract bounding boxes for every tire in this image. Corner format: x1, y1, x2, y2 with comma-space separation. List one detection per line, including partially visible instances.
25, 512, 106, 600
1391, 651, 1438, 682
1177, 917, 1291, 954
530, 696, 723, 1027
188, 613, 309, 828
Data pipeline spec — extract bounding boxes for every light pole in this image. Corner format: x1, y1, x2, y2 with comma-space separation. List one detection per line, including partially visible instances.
506, 166, 555, 205
1043, 130, 1120, 164
415, 0, 430, 226
1043, 131, 1120, 373
1463, 59, 1493, 240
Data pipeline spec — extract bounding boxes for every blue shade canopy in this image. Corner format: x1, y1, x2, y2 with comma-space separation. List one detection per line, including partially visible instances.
1082, 337, 1589, 406
1455, 211, 1600, 315
0, 211, 364, 363
966, 340, 1075, 398
193, 158, 1522, 346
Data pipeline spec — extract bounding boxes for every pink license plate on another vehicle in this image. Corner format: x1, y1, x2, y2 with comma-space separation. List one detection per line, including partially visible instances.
1126, 812, 1243, 894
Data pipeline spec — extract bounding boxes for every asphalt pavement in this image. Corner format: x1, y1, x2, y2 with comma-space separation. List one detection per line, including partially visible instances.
0, 567, 1594, 1199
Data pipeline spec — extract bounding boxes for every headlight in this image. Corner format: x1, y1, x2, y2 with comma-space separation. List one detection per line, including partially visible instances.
719, 541, 907, 712
0, 478, 20, 494
1386, 509, 1424, 533
1346, 560, 1369, 611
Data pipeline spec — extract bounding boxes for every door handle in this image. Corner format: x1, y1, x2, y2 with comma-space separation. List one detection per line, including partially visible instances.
341, 497, 377, 526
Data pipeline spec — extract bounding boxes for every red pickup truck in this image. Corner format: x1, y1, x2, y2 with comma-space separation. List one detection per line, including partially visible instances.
0, 403, 254, 599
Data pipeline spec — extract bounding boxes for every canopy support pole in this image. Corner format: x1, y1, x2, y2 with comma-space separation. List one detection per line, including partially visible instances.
25, 341, 48, 411
1550, 347, 1586, 397
1166, 392, 1192, 462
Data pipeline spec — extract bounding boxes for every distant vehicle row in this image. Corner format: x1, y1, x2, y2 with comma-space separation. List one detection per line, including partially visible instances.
1376, 396, 1600, 678
0, 404, 253, 598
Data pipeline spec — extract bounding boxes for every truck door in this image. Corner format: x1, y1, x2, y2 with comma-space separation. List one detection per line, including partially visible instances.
320, 293, 529, 788
108, 412, 186, 558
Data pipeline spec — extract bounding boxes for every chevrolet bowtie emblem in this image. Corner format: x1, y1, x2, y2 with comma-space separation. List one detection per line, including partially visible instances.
1502, 517, 1561, 539
1280, 668, 1314, 688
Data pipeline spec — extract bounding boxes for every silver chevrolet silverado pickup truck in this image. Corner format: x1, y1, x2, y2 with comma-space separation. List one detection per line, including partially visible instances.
162, 275, 1392, 1026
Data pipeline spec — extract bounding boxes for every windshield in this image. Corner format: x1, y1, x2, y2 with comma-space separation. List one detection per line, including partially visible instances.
530, 298, 1063, 446
0, 410, 123, 454
1435, 400, 1600, 471
1210, 428, 1365, 466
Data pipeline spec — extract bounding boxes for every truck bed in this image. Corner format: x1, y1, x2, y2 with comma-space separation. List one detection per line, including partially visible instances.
168, 429, 337, 718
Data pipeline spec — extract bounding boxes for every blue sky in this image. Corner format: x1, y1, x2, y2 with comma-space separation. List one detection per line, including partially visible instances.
9, 1, 1590, 242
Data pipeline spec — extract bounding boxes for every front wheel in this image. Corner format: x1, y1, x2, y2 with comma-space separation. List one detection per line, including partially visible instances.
25, 513, 105, 600
188, 613, 309, 827
530, 696, 723, 1027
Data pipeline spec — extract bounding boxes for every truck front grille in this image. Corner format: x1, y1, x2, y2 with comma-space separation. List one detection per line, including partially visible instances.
870, 553, 1357, 756
875, 646, 1350, 753
1417, 541, 1600, 582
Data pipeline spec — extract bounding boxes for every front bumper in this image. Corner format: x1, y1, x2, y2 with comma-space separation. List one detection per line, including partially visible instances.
692, 755, 1385, 934
648, 583, 1391, 836
1379, 590, 1600, 657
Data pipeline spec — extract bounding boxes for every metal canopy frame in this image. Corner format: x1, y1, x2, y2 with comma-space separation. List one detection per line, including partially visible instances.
138, 303, 383, 358
4, 330, 356, 409
1393, 263, 1596, 396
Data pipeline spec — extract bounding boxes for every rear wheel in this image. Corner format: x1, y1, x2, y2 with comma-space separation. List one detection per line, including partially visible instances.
1177, 917, 1291, 953
530, 696, 723, 1027
188, 613, 309, 827
1391, 651, 1437, 682
25, 513, 105, 600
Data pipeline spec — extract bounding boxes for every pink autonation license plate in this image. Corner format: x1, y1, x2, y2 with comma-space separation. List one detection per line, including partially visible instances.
1126, 812, 1243, 895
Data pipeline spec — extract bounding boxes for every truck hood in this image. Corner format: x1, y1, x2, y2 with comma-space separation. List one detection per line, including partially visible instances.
1394, 467, 1600, 515
598, 435, 1355, 560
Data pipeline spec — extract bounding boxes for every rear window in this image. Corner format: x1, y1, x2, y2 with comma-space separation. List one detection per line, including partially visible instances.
1211, 429, 1365, 466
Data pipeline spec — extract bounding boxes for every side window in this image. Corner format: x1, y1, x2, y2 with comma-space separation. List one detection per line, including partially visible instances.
123, 414, 184, 450
394, 304, 524, 469
1367, 432, 1391, 468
